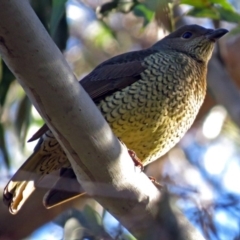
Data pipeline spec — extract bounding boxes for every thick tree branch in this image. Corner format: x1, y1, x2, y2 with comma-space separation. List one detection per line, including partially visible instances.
0, 0, 204, 239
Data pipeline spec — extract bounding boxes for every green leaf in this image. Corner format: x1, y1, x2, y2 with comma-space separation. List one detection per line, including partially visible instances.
31, 0, 68, 51
51, 11, 68, 51
227, 26, 240, 36
50, 0, 67, 38
122, 233, 137, 240
97, 1, 119, 17
181, 0, 235, 11
30, 0, 52, 32
180, 0, 211, 8
83, 205, 103, 234
210, 0, 235, 11
97, 0, 137, 17
218, 7, 240, 23
14, 95, 32, 145
187, 7, 219, 19
0, 61, 15, 109
144, 0, 164, 12
155, 0, 174, 32
87, 20, 115, 48
133, 3, 155, 26
0, 123, 10, 168
117, 0, 137, 13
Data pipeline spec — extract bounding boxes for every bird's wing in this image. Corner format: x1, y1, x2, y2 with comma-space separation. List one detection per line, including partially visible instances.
4, 49, 155, 213
4, 131, 71, 214
80, 50, 148, 101
28, 123, 49, 142
28, 49, 152, 142
3, 141, 70, 214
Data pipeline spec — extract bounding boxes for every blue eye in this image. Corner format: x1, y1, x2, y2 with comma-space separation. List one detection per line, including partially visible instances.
182, 32, 192, 39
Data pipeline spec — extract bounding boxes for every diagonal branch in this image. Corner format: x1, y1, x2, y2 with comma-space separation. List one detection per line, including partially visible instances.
0, 0, 204, 239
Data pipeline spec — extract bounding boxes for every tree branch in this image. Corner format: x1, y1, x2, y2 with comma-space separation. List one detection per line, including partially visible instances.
0, 0, 204, 239
207, 53, 240, 128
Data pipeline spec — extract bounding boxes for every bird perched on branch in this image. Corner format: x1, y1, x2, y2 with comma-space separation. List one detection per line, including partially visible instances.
3, 24, 228, 214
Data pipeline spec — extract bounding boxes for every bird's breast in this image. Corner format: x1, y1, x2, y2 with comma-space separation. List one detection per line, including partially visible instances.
98, 52, 206, 165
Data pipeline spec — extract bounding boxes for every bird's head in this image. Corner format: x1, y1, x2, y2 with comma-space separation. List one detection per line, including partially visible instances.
153, 24, 228, 63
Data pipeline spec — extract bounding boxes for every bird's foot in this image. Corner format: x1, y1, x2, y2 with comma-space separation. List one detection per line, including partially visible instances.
128, 149, 144, 171
149, 176, 163, 190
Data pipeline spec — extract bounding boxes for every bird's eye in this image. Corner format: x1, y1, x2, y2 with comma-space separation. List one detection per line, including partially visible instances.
182, 32, 192, 39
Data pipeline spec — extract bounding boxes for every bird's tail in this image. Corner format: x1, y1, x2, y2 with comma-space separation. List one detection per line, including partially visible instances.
3, 149, 86, 214
3, 144, 75, 214
43, 168, 86, 209
3, 149, 51, 214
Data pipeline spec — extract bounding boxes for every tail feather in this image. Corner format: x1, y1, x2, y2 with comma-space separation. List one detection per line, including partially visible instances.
3, 147, 70, 214
43, 168, 86, 209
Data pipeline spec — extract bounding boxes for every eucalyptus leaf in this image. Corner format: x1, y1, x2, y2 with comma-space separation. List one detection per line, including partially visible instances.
0, 123, 10, 168
187, 7, 219, 19
97, 0, 119, 17
155, 0, 174, 32
51, 12, 68, 51
144, 0, 163, 12
210, 0, 235, 11
180, 0, 211, 8
83, 205, 103, 234
218, 7, 240, 23
133, 3, 155, 26
50, 0, 67, 37
227, 26, 240, 36
97, 0, 137, 17
14, 95, 32, 145
0, 62, 15, 109
122, 233, 137, 240
30, 0, 52, 31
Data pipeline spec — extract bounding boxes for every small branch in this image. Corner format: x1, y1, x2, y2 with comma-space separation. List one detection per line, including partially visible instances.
207, 54, 240, 128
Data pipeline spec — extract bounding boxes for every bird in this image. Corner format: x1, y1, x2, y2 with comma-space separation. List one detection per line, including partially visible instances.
3, 24, 228, 214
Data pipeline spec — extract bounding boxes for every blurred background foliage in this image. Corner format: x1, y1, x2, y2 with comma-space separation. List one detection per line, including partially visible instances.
1, 0, 240, 239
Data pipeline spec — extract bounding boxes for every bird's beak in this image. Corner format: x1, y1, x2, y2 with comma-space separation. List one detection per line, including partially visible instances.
206, 28, 229, 41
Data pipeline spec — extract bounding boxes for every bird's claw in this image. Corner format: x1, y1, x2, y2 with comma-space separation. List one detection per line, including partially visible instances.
128, 149, 144, 171
149, 176, 163, 190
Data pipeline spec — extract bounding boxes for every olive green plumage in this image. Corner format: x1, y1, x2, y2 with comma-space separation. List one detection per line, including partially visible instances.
3, 24, 228, 214
99, 50, 206, 164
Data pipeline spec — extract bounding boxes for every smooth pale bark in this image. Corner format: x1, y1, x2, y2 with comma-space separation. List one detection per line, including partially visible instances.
0, 0, 204, 239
